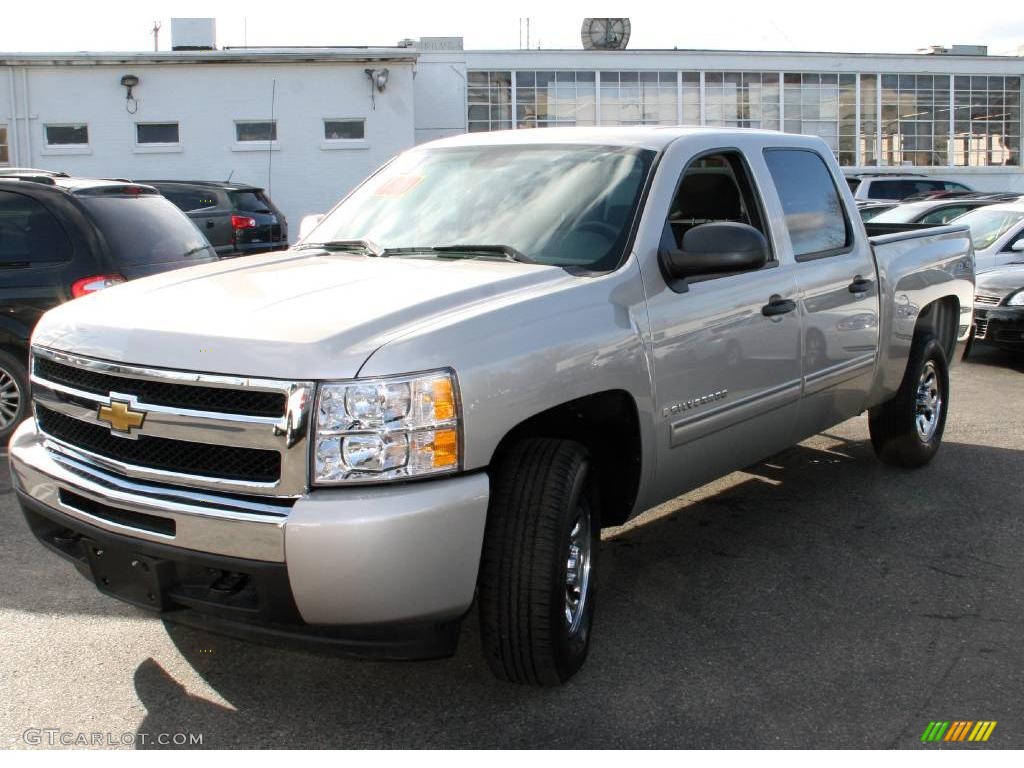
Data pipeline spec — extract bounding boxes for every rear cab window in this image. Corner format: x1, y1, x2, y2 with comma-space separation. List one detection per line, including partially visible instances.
764, 148, 851, 260
0, 190, 74, 267
77, 190, 215, 266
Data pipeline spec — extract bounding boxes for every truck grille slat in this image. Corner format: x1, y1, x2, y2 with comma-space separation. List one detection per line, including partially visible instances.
35, 356, 287, 417
36, 406, 281, 484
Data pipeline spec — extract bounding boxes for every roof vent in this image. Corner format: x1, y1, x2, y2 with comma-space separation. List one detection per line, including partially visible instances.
171, 18, 217, 51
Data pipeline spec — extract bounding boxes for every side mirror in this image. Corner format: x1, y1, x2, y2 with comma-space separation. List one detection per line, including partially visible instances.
659, 222, 769, 290
1010, 239, 1024, 252
298, 213, 325, 241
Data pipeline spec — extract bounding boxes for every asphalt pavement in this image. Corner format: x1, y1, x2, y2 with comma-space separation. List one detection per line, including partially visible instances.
2, 345, 1022, 749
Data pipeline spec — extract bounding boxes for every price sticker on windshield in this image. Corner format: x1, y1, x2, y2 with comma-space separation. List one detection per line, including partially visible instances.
374, 174, 424, 197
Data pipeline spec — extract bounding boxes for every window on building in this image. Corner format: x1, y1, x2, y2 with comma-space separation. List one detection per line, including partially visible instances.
952, 75, 1020, 166
704, 72, 780, 130
877, 74, 950, 167
515, 71, 596, 129
235, 121, 277, 142
323, 119, 365, 140
599, 71, 678, 125
680, 73, 700, 125
44, 124, 88, 147
467, 71, 512, 132
0, 124, 8, 164
783, 73, 857, 165
136, 122, 180, 145
764, 148, 850, 258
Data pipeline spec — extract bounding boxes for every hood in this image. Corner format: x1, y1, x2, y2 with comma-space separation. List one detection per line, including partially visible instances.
975, 264, 1024, 300
33, 250, 571, 379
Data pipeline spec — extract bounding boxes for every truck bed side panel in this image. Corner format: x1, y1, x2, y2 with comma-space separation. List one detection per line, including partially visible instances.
867, 225, 974, 406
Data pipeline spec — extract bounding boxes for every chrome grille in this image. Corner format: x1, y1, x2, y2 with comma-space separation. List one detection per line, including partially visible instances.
974, 294, 1002, 307
974, 318, 989, 340
30, 346, 314, 498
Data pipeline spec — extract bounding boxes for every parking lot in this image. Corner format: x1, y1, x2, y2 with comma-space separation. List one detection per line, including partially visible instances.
1, 345, 1021, 749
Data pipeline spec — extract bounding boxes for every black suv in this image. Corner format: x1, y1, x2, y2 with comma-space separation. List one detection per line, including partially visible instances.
0, 171, 217, 443
137, 180, 288, 257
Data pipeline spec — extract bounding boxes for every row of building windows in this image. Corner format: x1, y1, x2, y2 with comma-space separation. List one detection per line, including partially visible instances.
12, 118, 367, 153
467, 70, 1022, 167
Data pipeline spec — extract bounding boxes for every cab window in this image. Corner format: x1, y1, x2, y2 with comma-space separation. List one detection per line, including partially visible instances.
662, 151, 772, 271
764, 148, 851, 259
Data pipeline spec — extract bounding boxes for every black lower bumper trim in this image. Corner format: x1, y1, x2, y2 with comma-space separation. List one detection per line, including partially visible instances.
15, 490, 462, 660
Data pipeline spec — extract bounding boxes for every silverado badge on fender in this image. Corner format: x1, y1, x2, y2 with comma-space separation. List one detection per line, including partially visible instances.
97, 400, 146, 435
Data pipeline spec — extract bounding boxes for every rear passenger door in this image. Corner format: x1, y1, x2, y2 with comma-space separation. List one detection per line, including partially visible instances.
0, 190, 75, 344
640, 143, 803, 502
763, 148, 880, 438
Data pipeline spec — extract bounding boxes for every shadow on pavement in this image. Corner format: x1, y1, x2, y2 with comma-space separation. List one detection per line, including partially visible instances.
127, 436, 1023, 748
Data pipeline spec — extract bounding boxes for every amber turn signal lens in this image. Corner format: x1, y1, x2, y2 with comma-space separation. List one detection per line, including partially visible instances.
432, 428, 458, 469
431, 378, 455, 421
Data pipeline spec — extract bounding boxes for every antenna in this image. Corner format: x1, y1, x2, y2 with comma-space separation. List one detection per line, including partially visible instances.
267, 79, 276, 198
226, 169, 235, 183
151, 21, 162, 52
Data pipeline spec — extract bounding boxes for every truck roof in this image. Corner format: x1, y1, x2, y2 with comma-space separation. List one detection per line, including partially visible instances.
423, 125, 802, 152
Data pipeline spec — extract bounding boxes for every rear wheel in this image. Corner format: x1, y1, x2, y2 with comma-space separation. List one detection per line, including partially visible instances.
0, 349, 29, 446
478, 438, 599, 686
868, 334, 949, 467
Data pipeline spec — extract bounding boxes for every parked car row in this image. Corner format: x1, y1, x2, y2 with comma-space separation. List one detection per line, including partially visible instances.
851, 185, 1024, 354
0, 168, 287, 444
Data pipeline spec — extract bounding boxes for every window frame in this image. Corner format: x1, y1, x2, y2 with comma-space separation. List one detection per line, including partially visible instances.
42, 123, 90, 155
321, 118, 368, 150
135, 121, 181, 148
233, 120, 279, 151
660, 147, 778, 290
0, 122, 9, 165
763, 147, 854, 263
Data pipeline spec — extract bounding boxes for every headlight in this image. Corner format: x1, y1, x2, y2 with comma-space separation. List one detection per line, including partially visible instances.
313, 369, 460, 484
1007, 290, 1024, 306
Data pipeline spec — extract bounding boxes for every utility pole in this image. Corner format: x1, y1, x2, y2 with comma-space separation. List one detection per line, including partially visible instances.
151, 21, 162, 52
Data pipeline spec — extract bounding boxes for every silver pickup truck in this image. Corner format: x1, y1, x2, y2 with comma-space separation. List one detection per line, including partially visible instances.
8, 128, 974, 686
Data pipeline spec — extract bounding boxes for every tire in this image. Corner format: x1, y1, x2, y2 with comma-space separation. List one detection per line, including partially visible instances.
478, 438, 599, 686
0, 349, 30, 447
868, 334, 949, 468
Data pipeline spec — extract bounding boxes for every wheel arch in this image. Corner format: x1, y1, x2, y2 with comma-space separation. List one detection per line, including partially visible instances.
914, 295, 959, 361
489, 389, 643, 527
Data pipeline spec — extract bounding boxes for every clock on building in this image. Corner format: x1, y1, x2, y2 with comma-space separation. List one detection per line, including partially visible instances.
580, 18, 631, 50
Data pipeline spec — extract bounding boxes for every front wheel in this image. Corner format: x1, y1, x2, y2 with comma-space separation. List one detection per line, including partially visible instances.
868, 334, 949, 468
0, 349, 30, 446
478, 438, 599, 686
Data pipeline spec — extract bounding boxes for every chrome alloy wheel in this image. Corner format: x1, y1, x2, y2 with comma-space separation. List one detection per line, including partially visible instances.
564, 503, 592, 637
0, 367, 22, 430
915, 360, 942, 442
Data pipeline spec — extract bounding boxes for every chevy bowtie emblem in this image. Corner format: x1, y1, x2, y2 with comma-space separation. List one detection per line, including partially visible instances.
97, 400, 146, 434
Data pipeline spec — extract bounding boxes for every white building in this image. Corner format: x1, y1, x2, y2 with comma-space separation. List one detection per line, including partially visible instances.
2, 21, 1022, 237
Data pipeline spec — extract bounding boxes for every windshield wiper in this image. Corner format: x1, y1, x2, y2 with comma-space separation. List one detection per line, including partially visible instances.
296, 239, 383, 257
431, 244, 536, 264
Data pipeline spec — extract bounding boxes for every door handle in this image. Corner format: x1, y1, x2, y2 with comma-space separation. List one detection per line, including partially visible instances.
848, 276, 873, 294
205, 220, 215, 229
762, 295, 796, 317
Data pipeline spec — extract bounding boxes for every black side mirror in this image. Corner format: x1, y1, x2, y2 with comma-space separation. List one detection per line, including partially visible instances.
659, 222, 769, 291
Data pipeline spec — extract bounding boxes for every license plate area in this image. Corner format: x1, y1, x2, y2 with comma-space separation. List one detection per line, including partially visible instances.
83, 539, 173, 611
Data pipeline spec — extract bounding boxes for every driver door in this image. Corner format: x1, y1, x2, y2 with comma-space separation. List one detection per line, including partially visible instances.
637, 141, 803, 504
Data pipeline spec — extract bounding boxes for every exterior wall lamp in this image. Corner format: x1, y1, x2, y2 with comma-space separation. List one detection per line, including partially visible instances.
120, 74, 140, 114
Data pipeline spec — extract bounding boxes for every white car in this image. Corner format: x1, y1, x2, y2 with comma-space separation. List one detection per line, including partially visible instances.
950, 202, 1024, 273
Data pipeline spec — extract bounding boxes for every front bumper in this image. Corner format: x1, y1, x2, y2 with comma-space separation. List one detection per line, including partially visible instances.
8, 419, 490, 655
973, 305, 1024, 348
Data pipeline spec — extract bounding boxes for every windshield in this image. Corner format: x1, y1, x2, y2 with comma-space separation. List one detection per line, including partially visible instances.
305, 144, 655, 270
952, 208, 1024, 251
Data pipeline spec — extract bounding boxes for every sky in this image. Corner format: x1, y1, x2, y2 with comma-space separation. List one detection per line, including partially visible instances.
2, 0, 1022, 55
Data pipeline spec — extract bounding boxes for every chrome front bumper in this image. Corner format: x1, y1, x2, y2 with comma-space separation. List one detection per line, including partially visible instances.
9, 418, 490, 625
